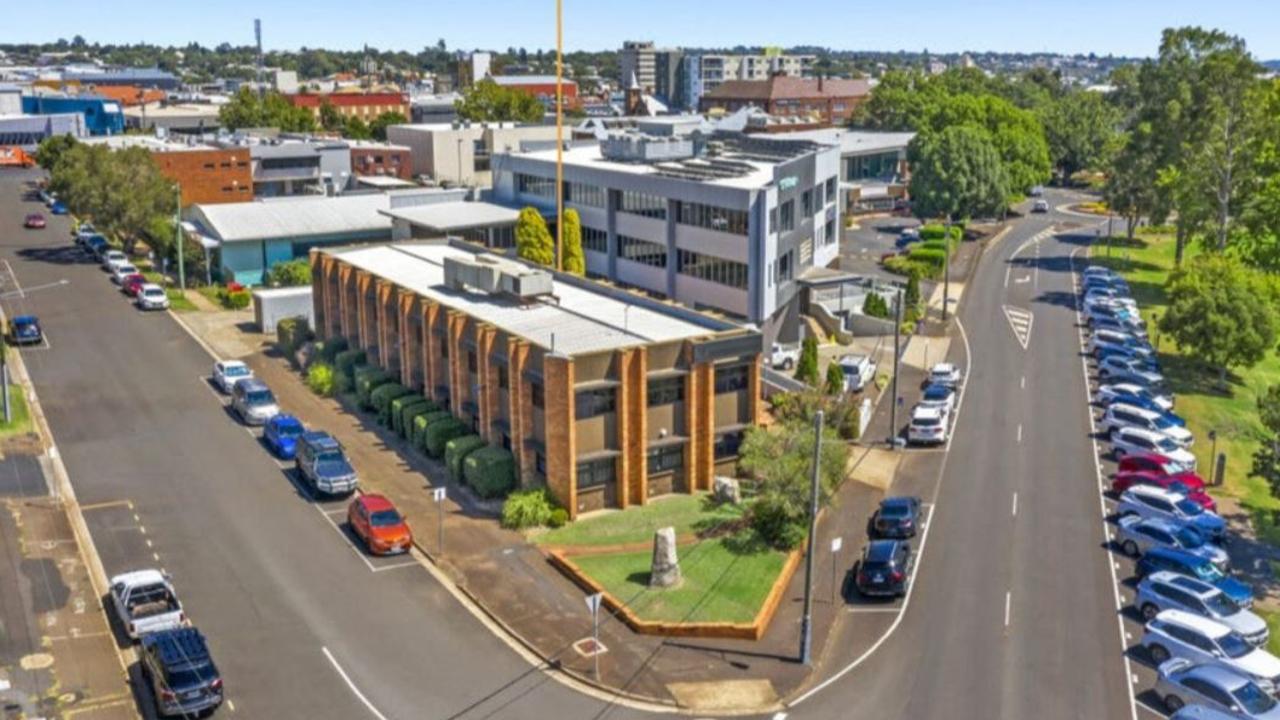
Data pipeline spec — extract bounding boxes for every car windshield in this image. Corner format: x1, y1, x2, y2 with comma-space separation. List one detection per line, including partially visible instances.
1234, 682, 1278, 714
316, 449, 346, 464
1204, 591, 1240, 616
143, 289, 165, 297
880, 504, 911, 518
1175, 526, 1206, 548
277, 422, 303, 437
1168, 481, 1191, 495
924, 386, 949, 400
1155, 437, 1181, 452
370, 509, 402, 527
1218, 632, 1254, 659
225, 365, 249, 377
246, 390, 274, 405
1176, 499, 1203, 516
168, 662, 218, 691
1152, 416, 1176, 430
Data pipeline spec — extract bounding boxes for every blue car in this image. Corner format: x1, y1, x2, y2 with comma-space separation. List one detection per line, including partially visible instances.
49, 201, 67, 215
263, 414, 305, 459
1097, 345, 1160, 372
1137, 546, 1254, 608
9, 315, 42, 345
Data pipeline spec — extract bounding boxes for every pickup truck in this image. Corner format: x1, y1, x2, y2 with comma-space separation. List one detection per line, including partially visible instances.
109, 569, 186, 640
769, 343, 801, 370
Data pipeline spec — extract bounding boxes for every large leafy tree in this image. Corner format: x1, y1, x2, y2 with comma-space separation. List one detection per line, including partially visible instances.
455, 79, 545, 123
737, 421, 848, 549
45, 143, 176, 255
218, 88, 316, 132
560, 208, 585, 275
369, 111, 407, 141
514, 207, 554, 266
34, 134, 79, 170
909, 125, 1009, 220
1039, 90, 1123, 181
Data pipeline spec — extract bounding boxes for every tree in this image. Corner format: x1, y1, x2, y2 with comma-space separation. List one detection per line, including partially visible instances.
1158, 254, 1279, 387
269, 259, 313, 287
1039, 90, 1122, 181
909, 125, 1009, 220
795, 336, 820, 386
369, 111, 407, 141
514, 207, 554, 266
824, 362, 846, 396
1105, 123, 1161, 240
318, 99, 344, 132
1253, 385, 1280, 497
737, 421, 848, 549
455, 79, 544, 123
218, 88, 316, 132
343, 116, 372, 140
904, 272, 921, 311
34, 134, 78, 170
561, 208, 585, 275
862, 292, 889, 319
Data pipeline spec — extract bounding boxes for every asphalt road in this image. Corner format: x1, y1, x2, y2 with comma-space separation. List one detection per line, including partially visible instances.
0, 169, 633, 720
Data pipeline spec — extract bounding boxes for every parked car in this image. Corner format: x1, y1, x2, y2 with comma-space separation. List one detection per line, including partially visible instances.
1101, 403, 1194, 448
928, 362, 961, 388
855, 539, 913, 598
75, 222, 95, 242
108, 569, 186, 640
907, 405, 950, 446
23, 213, 45, 229
1096, 346, 1162, 376
211, 361, 253, 394
1029, 185, 1045, 197
347, 494, 412, 555
918, 383, 956, 414
1119, 451, 1191, 476
769, 343, 800, 370
111, 263, 140, 285
1083, 265, 1117, 280
100, 249, 128, 272
869, 496, 922, 539
1088, 329, 1154, 360
1116, 515, 1228, 568
8, 315, 42, 345
263, 414, 305, 460
1137, 547, 1255, 609
1092, 315, 1149, 340
1097, 383, 1175, 413
1112, 471, 1216, 512
230, 378, 279, 426
897, 227, 920, 246
1117, 485, 1226, 542
1084, 287, 1138, 308
1084, 298, 1139, 324
86, 236, 109, 258
838, 354, 877, 392
1112, 427, 1197, 472
121, 274, 148, 297
50, 200, 67, 215
136, 284, 169, 311
1083, 273, 1131, 294
295, 431, 358, 497
139, 627, 223, 718
1156, 659, 1280, 717
1142, 610, 1280, 693
1137, 571, 1269, 646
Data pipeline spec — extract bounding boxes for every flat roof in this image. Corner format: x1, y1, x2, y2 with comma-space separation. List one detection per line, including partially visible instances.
380, 201, 519, 231
82, 135, 216, 152
324, 242, 731, 354
192, 194, 393, 243
514, 142, 783, 190
357, 175, 417, 189
774, 128, 915, 155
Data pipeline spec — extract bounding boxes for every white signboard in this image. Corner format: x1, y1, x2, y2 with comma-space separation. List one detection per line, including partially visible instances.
830, 537, 843, 553
432, 487, 447, 502
585, 592, 603, 615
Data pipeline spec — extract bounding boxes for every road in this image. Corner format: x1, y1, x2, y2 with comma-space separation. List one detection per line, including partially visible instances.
0, 169, 635, 720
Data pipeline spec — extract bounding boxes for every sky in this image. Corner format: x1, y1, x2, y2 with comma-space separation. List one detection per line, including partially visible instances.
3, 0, 1278, 59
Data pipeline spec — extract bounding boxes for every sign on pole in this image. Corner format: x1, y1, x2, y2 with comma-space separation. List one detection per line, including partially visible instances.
433, 486, 447, 555
585, 592, 602, 615
432, 487, 447, 502
830, 537, 843, 553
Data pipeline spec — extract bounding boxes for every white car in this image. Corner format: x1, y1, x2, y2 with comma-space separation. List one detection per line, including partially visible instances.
838, 354, 877, 393
1101, 403, 1194, 448
109, 569, 186, 640
1083, 265, 1115, 280
928, 362, 961, 389
1088, 329, 1152, 359
110, 263, 139, 285
769, 343, 800, 370
1097, 383, 1174, 413
1112, 426, 1197, 471
1143, 610, 1280, 694
1031, 199, 1049, 213
135, 284, 169, 311
101, 249, 128, 271
907, 405, 950, 445
212, 359, 253, 394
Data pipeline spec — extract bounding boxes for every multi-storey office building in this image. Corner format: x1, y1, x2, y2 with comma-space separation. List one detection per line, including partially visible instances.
310, 240, 763, 518
682, 52, 816, 110
491, 131, 841, 345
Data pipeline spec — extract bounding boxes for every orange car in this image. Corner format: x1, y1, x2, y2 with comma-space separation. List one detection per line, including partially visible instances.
347, 494, 412, 555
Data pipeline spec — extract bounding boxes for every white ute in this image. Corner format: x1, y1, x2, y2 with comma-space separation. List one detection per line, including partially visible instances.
109, 569, 186, 640
769, 342, 801, 370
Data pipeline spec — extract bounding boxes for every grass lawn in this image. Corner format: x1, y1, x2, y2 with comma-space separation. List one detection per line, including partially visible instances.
571, 535, 788, 624
166, 289, 198, 312
534, 493, 743, 547
0, 386, 33, 440
1090, 232, 1280, 540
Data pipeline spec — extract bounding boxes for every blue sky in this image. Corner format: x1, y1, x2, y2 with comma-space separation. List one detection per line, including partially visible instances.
3, 1, 1277, 59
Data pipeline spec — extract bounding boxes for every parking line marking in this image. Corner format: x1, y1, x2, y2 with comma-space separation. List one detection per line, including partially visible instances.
322, 646, 391, 720
78, 500, 132, 512
1020, 376, 1026, 389
370, 560, 419, 573
845, 607, 903, 613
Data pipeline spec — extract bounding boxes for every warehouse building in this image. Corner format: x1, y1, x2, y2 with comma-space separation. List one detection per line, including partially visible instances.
310, 240, 763, 518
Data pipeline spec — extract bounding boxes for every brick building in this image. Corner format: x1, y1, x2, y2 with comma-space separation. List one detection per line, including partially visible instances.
347, 140, 412, 180
285, 92, 410, 123
699, 76, 872, 127
310, 240, 763, 518
83, 136, 252, 206
490, 76, 578, 109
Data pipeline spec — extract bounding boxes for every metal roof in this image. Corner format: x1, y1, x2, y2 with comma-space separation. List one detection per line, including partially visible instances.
380, 201, 520, 231
191, 195, 393, 243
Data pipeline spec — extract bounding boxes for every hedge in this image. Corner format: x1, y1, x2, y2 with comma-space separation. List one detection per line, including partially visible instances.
906, 246, 947, 267
391, 397, 431, 436
334, 349, 367, 381
371, 383, 413, 425
445, 434, 487, 482
399, 400, 437, 440
425, 418, 468, 459
354, 367, 394, 409
884, 255, 939, 280
464, 446, 516, 499
919, 223, 963, 242
316, 337, 349, 364
413, 411, 452, 452
307, 362, 336, 397
500, 487, 555, 529
276, 316, 312, 360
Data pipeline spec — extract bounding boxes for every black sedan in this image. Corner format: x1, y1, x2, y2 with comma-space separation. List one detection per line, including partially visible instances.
855, 540, 914, 598
869, 496, 922, 539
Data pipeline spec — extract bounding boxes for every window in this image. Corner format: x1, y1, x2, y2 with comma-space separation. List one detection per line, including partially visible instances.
531, 381, 544, 409
769, 207, 778, 233
619, 190, 667, 219
825, 176, 837, 200
648, 445, 684, 475
516, 173, 556, 199
802, 189, 814, 216
647, 376, 684, 406
824, 218, 837, 247
714, 431, 744, 459
582, 226, 608, 253
714, 364, 749, 393
677, 250, 748, 290
776, 250, 794, 283
575, 388, 616, 418
779, 200, 795, 232
565, 181, 606, 208
535, 452, 546, 476
677, 202, 748, 235
618, 235, 667, 268
497, 365, 509, 390
440, 338, 449, 357
467, 350, 478, 373
577, 458, 615, 489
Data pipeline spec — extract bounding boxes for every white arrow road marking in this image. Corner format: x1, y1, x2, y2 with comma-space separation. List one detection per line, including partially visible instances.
1014, 275, 1031, 284
1002, 305, 1034, 350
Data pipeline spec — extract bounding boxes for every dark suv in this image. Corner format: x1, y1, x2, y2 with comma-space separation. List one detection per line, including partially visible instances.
869, 496, 922, 539
140, 627, 223, 717
295, 431, 358, 497
855, 540, 913, 598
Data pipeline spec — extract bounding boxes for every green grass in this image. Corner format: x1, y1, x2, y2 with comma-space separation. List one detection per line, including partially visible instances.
571, 535, 787, 624
534, 493, 743, 547
166, 289, 198, 312
0, 386, 33, 440
1090, 235, 1280, 540
197, 285, 222, 305
1257, 606, 1280, 656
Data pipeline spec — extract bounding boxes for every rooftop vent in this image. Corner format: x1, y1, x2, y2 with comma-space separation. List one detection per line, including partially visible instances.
600, 132, 695, 163
443, 253, 553, 301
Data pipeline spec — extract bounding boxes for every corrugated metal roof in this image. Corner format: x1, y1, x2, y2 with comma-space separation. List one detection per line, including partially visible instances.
380, 202, 519, 231
193, 195, 393, 243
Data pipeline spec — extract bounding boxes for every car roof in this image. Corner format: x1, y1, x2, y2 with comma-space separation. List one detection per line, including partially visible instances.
1123, 451, 1173, 464
1109, 403, 1162, 420
12, 315, 36, 323
143, 627, 211, 665
1155, 608, 1232, 638
881, 496, 917, 510
220, 359, 248, 368
865, 539, 901, 561
1116, 426, 1169, 443
931, 363, 955, 373
1145, 545, 1206, 565
1131, 515, 1182, 533
110, 568, 166, 587
1126, 484, 1182, 501
302, 430, 338, 447
923, 384, 951, 397
359, 493, 396, 512
1171, 701, 1254, 719
271, 414, 303, 427
838, 353, 869, 363
237, 378, 270, 391
139, 283, 165, 292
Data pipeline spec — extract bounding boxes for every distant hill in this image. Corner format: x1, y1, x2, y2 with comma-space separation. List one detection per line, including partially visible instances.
1264, 60, 1280, 70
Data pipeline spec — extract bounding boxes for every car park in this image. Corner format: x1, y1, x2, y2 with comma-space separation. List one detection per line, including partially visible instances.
1112, 426, 1196, 471
347, 494, 413, 555
838, 354, 877, 393
139, 627, 223, 718
263, 414, 305, 459
136, 284, 170, 311
1117, 485, 1225, 541
1156, 660, 1280, 717
855, 540, 913, 598
1136, 572, 1269, 646
23, 212, 45, 229
211, 361, 252, 394
230, 378, 279, 426
295, 431, 359, 497
1101, 403, 1194, 447
111, 263, 140, 285
1112, 471, 1216, 512
108, 569, 186, 640
907, 405, 950, 445
101, 249, 128, 271
122, 274, 147, 297
869, 496, 922, 539
928, 362, 961, 388
1136, 547, 1255, 608
1097, 383, 1175, 413
918, 383, 956, 414
1142, 610, 1280, 693
8, 315, 42, 345
1116, 515, 1228, 568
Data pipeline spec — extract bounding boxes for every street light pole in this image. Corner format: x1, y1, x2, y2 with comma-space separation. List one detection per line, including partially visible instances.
554, 0, 564, 271
174, 185, 186, 291
941, 213, 952, 322
799, 409, 823, 666
889, 288, 903, 449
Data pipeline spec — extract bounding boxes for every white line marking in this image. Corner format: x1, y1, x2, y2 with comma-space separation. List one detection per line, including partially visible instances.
1012, 492, 1018, 517
1017, 423, 1023, 444
314, 504, 378, 572
844, 606, 904, 614
1002, 304, 1034, 350
1004, 591, 1012, 627
1020, 376, 1026, 390
370, 560, 420, 573
322, 646, 391, 720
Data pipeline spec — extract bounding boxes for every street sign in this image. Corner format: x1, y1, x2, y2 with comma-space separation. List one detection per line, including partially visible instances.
585, 593, 603, 615
432, 487, 447, 502
830, 537, 842, 553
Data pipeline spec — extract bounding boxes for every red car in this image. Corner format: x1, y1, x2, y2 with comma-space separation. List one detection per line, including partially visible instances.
1116, 452, 1184, 477
347, 494, 412, 556
121, 274, 147, 297
1111, 470, 1217, 512
23, 213, 45, 229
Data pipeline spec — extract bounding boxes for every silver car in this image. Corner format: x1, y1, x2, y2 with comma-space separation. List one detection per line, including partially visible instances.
230, 378, 280, 426
1156, 659, 1280, 717
1136, 572, 1268, 646
1117, 516, 1228, 569
1143, 610, 1280, 694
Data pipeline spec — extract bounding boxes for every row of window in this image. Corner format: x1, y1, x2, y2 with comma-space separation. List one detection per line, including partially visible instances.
575, 388, 616, 419
577, 457, 615, 489
678, 202, 748, 235
582, 226, 608, 254
511, 175, 750, 237
648, 445, 684, 474
714, 364, 750, 394
516, 172, 557, 199
647, 376, 684, 406
618, 235, 667, 268
619, 190, 667, 219
770, 176, 839, 235
677, 250, 748, 290
565, 181, 607, 208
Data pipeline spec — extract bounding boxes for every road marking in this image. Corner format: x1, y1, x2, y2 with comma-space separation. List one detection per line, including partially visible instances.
844, 606, 904, 614
1012, 492, 1018, 517
78, 499, 132, 512
1014, 275, 1030, 284
1002, 305, 1034, 350
1004, 591, 1012, 627
322, 646, 391, 720
1016, 423, 1023, 444
1020, 376, 1026, 390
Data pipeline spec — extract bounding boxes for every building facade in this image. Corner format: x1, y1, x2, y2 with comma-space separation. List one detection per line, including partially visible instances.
489, 76, 577, 109
0, 112, 87, 151
85, 136, 254, 206
771, 128, 915, 214
21, 95, 124, 135
385, 122, 559, 187
285, 92, 410, 123
699, 76, 870, 127
619, 41, 683, 105
682, 52, 816, 110
348, 140, 412, 180
310, 240, 763, 518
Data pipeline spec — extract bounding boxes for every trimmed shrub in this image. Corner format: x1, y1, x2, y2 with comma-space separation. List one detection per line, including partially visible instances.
862, 292, 890, 319
413, 411, 452, 452
316, 337, 349, 364
354, 367, 394, 409
445, 434, 487, 482
219, 287, 252, 310
334, 349, 367, 381
425, 418, 468, 459
370, 383, 413, 425
500, 487, 555, 529
464, 446, 516, 499
883, 255, 937, 279
907, 246, 947, 267
307, 362, 336, 397
547, 508, 568, 528
277, 316, 312, 359
919, 223, 963, 242
391, 397, 430, 436
399, 400, 437, 440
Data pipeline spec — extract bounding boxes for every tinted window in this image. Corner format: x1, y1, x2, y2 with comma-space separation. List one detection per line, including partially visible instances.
1233, 682, 1278, 714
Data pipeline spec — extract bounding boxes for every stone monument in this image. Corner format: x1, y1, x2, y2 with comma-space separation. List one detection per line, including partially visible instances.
649, 526, 681, 588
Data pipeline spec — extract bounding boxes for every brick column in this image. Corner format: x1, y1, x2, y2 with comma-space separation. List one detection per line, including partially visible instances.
324, 258, 342, 339
476, 324, 497, 442
616, 348, 647, 508
309, 252, 326, 337
685, 362, 715, 492
422, 302, 441, 401
338, 264, 358, 339
509, 341, 534, 487
375, 280, 395, 374
447, 311, 466, 415
356, 270, 375, 353
544, 354, 577, 517
398, 293, 417, 387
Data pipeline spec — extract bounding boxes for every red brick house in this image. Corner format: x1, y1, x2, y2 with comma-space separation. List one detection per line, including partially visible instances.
285, 92, 409, 123
699, 76, 872, 126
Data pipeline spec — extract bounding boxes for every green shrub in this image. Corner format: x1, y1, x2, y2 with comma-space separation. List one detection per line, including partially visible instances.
391, 396, 430, 436
750, 494, 807, 550
839, 401, 861, 440
464, 446, 516, 499
219, 287, 252, 310
268, 258, 313, 287
277, 316, 312, 361
425, 418, 468, 459
334, 349, 367, 381
907, 246, 947, 267
883, 255, 938, 280
370, 383, 413, 424
862, 292, 890, 319
400, 400, 437, 440
354, 367, 394, 409
414, 411, 452, 452
306, 362, 336, 397
918, 223, 962, 242
500, 487, 555, 529
445, 434, 487, 482
547, 508, 568, 528
317, 337, 349, 363
335, 370, 353, 396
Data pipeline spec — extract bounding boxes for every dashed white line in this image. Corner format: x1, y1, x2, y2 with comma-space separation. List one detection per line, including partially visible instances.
322, 646, 391, 720
1020, 376, 1026, 389
1016, 423, 1023, 443
1004, 591, 1012, 627
1011, 492, 1018, 517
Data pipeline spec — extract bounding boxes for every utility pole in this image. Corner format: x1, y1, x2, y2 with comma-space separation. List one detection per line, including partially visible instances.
889, 288, 903, 449
799, 409, 823, 665
554, 0, 564, 271
174, 185, 186, 291
941, 213, 952, 322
